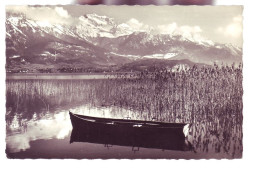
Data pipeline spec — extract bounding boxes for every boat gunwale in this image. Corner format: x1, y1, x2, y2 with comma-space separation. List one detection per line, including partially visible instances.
69, 111, 188, 128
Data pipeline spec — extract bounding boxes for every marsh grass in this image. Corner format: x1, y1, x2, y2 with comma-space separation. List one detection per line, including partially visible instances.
110, 64, 243, 157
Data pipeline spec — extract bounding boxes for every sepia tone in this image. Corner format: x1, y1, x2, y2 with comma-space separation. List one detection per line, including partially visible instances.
5, 5, 243, 159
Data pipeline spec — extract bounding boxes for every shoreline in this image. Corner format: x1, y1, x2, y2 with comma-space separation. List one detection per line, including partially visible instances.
6, 73, 117, 80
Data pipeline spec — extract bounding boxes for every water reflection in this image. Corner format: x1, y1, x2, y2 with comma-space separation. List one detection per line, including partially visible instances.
6, 79, 242, 159
6, 111, 72, 153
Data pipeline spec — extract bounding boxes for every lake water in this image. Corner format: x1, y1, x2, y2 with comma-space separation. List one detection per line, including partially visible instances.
5, 77, 243, 159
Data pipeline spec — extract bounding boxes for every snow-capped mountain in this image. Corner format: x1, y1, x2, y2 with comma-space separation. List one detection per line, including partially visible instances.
93, 31, 242, 64
5, 12, 242, 72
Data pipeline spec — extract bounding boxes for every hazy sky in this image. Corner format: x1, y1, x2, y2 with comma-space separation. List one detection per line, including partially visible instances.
6, 5, 243, 47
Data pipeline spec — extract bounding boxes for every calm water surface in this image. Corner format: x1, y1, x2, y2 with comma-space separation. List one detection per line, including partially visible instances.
5, 79, 242, 159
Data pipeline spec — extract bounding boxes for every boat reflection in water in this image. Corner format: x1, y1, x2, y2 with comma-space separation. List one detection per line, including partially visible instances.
69, 112, 193, 152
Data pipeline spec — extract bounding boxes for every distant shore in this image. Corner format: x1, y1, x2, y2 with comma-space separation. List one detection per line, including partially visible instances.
6, 73, 118, 80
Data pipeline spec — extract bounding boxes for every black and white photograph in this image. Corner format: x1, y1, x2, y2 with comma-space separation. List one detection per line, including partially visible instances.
5, 5, 243, 159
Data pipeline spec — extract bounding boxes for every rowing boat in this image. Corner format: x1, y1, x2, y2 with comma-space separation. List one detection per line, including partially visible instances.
69, 111, 191, 151
69, 111, 190, 136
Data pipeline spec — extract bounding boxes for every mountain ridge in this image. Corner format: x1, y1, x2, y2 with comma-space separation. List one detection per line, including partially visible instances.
5, 12, 242, 73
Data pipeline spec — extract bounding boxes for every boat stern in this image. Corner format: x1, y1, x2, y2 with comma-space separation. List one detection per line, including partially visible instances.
183, 124, 190, 137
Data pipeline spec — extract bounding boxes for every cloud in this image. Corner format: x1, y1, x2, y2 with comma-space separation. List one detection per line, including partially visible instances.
217, 15, 242, 38
157, 23, 177, 34
6, 6, 73, 25
124, 18, 206, 42
126, 18, 143, 29
54, 7, 69, 18
177, 25, 202, 35
156, 23, 205, 42
177, 25, 205, 42
157, 23, 202, 35
126, 18, 151, 32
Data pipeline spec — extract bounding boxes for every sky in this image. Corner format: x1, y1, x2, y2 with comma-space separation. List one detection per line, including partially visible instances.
6, 5, 243, 47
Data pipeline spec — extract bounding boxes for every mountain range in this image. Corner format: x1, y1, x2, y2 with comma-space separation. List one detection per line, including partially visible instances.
5, 12, 242, 73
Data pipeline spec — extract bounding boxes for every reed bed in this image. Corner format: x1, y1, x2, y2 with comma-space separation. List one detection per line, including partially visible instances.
110, 64, 243, 157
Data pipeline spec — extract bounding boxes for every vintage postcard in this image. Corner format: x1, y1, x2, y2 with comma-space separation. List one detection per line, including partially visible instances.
5, 5, 243, 159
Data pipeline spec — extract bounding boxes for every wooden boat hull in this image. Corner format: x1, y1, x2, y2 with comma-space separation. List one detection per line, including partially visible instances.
69, 112, 192, 151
